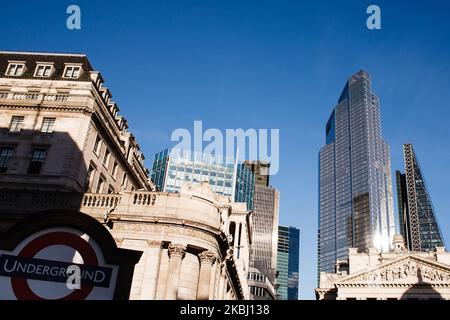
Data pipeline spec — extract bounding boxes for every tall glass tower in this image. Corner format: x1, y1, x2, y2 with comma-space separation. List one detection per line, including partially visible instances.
318, 70, 396, 275
276, 226, 299, 300
396, 144, 444, 252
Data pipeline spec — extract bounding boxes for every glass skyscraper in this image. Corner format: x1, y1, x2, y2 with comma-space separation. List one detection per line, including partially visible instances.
151, 149, 254, 210
396, 144, 444, 252
276, 225, 299, 300
318, 70, 396, 276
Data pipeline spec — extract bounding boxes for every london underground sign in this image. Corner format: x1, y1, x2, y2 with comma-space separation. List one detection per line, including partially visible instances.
0, 210, 142, 300
2, 230, 113, 300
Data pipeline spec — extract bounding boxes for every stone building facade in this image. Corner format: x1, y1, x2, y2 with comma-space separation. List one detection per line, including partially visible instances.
0, 51, 151, 195
104, 182, 251, 300
0, 51, 251, 300
316, 234, 450, 300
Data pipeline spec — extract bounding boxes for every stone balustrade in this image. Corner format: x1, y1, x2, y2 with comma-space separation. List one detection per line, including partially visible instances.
82, 193, 121, 208
0, 91, 90, 107
0, 92, 69, 101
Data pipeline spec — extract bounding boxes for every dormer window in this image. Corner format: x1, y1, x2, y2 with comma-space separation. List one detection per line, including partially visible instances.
6, 62, 26, 76
34, 64, 54, 78
63, 65, 82, 79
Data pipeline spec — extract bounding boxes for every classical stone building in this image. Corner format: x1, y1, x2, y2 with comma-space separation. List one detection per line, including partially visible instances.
104, 182, 252, 300
316, 234, 450, 300
0, 51, 150, 195
0, 51, 251, 300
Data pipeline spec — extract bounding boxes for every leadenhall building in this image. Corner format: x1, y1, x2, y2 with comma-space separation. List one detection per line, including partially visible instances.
0, 51, 252, 300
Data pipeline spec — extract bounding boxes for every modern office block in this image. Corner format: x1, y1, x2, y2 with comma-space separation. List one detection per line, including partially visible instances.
396, 144, 444, 252
318, 70, 396, 276
250, 184, 279, 286
276, 226, 299, 300
244, 160, 270, 187
151, 149, 254, 210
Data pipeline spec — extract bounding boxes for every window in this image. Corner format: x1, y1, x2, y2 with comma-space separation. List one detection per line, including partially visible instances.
96, 176, 105, 193
0, 147, 14, 173
85, 164, 96, 191
6, 63, 25, 76
112, 161, 119, 179
41, 117, 56, 133
34, 64, 53, 77
107, 185, 114, 194
9, 116, 25, 133
103, 149, 111, 167
93, 135, 102, 155
28, 149, 47, 174
121, 173, 128, 189
63, 65, 82, 79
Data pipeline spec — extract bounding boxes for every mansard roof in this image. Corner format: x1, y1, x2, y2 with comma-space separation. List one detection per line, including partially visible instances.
0, 51, 93, 81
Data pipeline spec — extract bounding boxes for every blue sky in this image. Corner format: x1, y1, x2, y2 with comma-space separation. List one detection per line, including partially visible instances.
1, 0, 449, 299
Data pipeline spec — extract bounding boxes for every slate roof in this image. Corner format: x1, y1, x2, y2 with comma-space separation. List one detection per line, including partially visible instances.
0, 51, 94, 81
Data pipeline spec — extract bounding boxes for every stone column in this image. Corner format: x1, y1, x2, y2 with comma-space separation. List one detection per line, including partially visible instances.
197, 250, 217, 300
140, 240, 162, 300
218, 263, 226, 300
164, 243, 186, 300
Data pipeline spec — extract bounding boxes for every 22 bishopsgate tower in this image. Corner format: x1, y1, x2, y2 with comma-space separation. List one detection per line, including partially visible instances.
318, 70, 396, 275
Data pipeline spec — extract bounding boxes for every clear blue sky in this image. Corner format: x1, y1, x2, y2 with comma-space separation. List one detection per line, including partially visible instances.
1, 0, 449, 299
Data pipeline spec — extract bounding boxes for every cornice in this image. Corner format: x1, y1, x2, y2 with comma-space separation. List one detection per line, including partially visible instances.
0, 103, 93, 115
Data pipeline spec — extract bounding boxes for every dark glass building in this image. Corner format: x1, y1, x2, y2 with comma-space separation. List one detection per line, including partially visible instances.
396, 144, 445, 252
318, 70, 396, 276
276, 226, 299, 300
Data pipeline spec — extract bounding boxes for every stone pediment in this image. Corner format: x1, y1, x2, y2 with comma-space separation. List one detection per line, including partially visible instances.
339, 255, 450, 286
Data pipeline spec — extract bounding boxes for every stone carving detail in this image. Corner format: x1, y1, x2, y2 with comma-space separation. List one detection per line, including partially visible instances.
168, 243, 186, 260
356, 260, 450, 283
147, 240, 162, 247
198, 250, 217, 265
225, 248, 234, 261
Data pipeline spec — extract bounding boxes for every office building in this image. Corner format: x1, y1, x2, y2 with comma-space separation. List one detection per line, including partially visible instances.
244, 160, 270, 187
0, 51, 152, 231
249, 184, 279, 286
276, 225, 299, 300
396, 144, 444, 252
151, 149, 254, 210
318, 70, 396, 276
242, 160, 279, 299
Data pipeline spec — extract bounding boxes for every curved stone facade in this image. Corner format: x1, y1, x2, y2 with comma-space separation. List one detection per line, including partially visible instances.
102, 182, 251, 300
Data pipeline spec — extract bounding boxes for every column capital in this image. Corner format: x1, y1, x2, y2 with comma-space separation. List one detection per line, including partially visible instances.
147, 240, 162, 247
168, 243, 186, 259
198, 250, 217, 265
